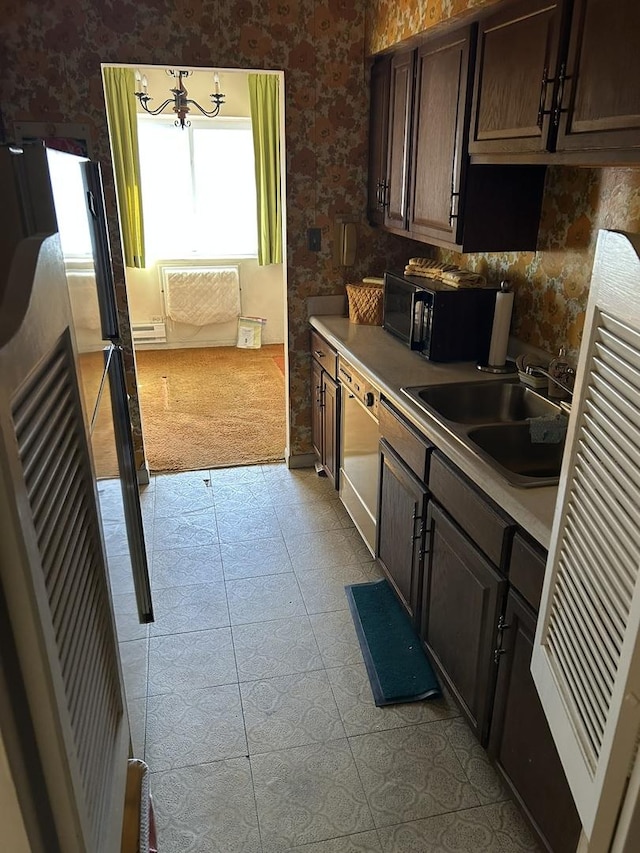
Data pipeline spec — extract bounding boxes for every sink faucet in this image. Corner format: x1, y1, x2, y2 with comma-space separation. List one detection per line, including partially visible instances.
525, 365, 575, 400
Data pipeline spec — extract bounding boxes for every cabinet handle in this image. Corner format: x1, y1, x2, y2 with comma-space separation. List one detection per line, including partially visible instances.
381, 181, 390, 210
494, 648, 507, 665
448, 191, 460, 227
314, 350, 325, 358
493, 614, 511, 665
553, 62, 571, 128
497, 615, 510, 633
536, 66, 550, 129
376, 180, 384, 208
411, 510, 423, 544
315, 383, 323, 404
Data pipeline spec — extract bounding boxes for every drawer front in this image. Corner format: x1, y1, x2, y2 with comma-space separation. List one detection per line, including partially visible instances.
429, 453, 514, 569
379, 398, 432, 481
509, 532, 547, 612
310, 330, 338, 380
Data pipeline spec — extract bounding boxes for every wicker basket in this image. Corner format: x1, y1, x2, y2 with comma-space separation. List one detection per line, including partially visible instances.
346, 281, 384, 325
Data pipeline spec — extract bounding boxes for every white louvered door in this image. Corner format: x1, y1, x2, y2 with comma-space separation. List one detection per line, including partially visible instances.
0, 233, 130, 852
532, 230, 640, 852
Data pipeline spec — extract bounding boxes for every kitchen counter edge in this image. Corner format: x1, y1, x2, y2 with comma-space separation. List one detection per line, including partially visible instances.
310, 315, 558, 549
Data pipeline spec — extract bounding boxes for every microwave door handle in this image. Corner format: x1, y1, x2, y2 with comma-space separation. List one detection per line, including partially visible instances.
411, 290, 428, 350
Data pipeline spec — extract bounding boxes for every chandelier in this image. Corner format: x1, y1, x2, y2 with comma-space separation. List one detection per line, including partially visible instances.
134, 69, 225, 129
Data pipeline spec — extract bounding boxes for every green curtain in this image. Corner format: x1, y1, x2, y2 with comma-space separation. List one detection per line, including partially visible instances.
248, 74, 282, 266
103, 66, 145, 268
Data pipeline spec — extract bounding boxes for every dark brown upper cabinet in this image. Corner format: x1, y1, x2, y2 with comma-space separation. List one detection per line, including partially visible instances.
368, 25, 546, 252
470, 0, 640, 163
367, 56, 391, 226
384, 50, 415, 233
555, 0, 640, 155
469, 0, 566, 156
409, 30, 471, 245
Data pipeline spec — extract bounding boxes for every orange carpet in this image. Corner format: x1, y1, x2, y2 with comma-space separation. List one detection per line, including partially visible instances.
79, 344, 286, 475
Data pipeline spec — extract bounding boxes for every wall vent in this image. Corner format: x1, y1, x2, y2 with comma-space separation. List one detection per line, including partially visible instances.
131, 322, 166, 344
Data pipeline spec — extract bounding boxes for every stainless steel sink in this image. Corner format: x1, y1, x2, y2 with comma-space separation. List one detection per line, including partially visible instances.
467, 423, 564, 487
401, 379, 566, 488
404, 379, 559, 424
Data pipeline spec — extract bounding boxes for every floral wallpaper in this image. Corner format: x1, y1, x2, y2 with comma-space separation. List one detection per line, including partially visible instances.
441, 167, 640, 360
0, 0, 394, 467
366, 0, 640, 364
3, 0, 640, 471
366, 0, 503, 54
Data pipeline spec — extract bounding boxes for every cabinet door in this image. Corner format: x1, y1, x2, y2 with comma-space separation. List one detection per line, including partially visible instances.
367, 56, 391, 226
322, 372, 339, 489
555, 0, 640, 153
377, 439, 427, 624
421, 501, 507, 744
489, 590, 581, 853
469, 0, 564, 154
384, 50, 415, 232
409, 29, 471, 245
311, 358, 323, 463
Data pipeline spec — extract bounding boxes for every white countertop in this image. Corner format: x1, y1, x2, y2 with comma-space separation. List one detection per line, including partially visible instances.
310, 316, 560, 549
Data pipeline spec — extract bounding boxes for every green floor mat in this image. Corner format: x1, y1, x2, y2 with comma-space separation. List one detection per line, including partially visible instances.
345, 579, 441, 706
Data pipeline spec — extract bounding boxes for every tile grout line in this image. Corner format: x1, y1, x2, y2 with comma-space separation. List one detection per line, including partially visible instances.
226, 614, 265, 853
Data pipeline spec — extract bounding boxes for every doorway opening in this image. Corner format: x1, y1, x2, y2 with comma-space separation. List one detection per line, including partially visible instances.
102, 63, 288, 473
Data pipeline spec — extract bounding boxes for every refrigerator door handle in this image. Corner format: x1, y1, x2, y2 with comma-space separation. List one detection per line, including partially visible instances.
106, 344, 154, 623
86, 188, 98, 219
81, 160, 121, 341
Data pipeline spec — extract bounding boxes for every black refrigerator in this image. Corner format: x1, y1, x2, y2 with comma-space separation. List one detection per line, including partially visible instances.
5, 141, 153, 624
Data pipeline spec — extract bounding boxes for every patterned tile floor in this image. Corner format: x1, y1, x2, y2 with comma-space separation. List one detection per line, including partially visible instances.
100, 464, 543, 853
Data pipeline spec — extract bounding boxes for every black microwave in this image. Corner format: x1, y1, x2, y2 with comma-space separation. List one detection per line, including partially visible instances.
382, 271, 498, 362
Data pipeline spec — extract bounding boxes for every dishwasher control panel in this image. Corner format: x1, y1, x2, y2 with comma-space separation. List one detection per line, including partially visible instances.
338, 356, 380, 418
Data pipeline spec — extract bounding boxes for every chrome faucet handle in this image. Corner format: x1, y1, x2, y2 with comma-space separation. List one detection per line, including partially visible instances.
525, 364, 575, 398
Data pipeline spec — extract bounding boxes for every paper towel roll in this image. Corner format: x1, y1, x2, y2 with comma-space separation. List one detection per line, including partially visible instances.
487, 290, 514, 367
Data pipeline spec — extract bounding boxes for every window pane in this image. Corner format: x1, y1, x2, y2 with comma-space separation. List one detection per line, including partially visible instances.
138, 117, 194, 259
47, 148, 92, 257
137, 116, 258, 259
193, 122, 258, 257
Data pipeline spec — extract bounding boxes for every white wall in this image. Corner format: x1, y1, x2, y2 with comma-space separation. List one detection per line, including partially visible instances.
123, 65, 285, 348
125, 259, 285, 346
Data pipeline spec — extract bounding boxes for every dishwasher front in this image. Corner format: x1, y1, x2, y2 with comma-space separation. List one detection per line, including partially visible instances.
338, 357, 380, 556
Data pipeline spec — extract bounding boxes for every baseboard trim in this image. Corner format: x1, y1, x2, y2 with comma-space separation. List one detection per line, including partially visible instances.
286, 452, 316, 469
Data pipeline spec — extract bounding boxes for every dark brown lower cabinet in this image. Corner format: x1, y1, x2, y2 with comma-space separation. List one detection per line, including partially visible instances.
311, 358, 339, 489
322, 373, 339, 487
311, 359, 323, 462
489, 589, 581, 853
377, 439, 427, 625
421, 501, 507, 745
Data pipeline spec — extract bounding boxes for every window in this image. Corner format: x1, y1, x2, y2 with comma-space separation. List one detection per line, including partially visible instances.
137, 115, 258, 260
46, 148, 93, 258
